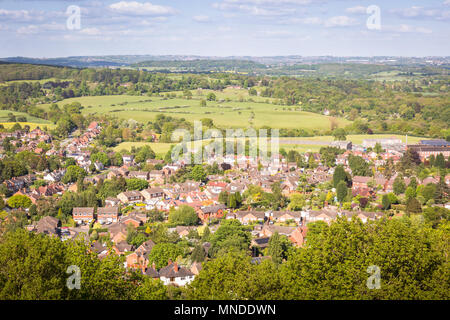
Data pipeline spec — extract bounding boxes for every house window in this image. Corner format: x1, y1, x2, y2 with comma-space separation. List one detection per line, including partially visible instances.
170, 277, 175, 282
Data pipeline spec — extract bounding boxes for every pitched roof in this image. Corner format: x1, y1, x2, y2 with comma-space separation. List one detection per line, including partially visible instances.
353, 176, 372, 184
97, 207, 119, 215
36, 216, 60, 235
158, 263, 194, 278
138, 239, 156, 253
309, 209, 338, 219
263, 225, 296, 236
107, 222, 127, 235
235, 211, 265, 219
72, 207, 95, 215
144, 267, 159, 278
121, 190, 142, 198
272, 211, 302, 219
142, 187, 164, 194
114, 241, 133, 252
200, 204, 226, 214
252, 236, 270, 247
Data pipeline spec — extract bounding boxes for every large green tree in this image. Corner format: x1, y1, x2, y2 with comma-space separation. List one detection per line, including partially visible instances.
7, 194, 32, 209
209, 220, 251, 257
185, 251, 283, 300
168, 205, 198, 226
280, 216, 449, 299
0, 229, 168, 300
62, 165, 87, 184
333, 165, 349, 188
147, 243, 184, 269
336, 181, 348, 204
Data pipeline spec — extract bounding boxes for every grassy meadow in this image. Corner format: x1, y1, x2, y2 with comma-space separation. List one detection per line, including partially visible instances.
0, 110, 54, 130
40, 88, 351, 130
37, 88, 426, 156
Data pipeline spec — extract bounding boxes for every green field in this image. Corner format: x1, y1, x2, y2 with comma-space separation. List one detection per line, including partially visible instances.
113, 142, 173, 155
0, 122, 55, 130
279, 134, 424, 145
280, 144, 323, 153
0, 110, 54, 125
114, 133, 424, 156
40, 88, 351, 130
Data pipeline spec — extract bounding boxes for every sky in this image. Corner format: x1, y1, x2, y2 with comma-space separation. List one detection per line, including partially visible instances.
0, 0, 449, 58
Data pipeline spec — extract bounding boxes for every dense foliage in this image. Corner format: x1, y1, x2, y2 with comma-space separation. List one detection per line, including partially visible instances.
187, 216, 449, 300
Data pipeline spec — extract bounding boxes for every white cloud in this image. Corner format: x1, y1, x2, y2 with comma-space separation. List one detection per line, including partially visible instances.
391, 6, 449, 21
217, 0, 316, 4
17, 25, 39, 34
298, 17, 322, 25
193, 15, 211, 23
324, 16, 358, 27
0, 9, 36, 22
80, 27, 102, 36
218, 26, 232, 32
345, 6, 367, 15
382, 24, 433, 34
213, 3, 296, 16
415, 27, 433, 34
109, 1, 176, 16
262, 30, 293, 37
398, 24, 432, 34
212, 0, 306, 17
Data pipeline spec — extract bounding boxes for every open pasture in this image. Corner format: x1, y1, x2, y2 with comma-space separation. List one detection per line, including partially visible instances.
0, 110, 54, 126
40, 89, 351, 130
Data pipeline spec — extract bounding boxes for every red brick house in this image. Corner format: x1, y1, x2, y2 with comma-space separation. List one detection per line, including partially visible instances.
97, 206, 119, 224
196, 204, 227, 223
289, 226, 308, 247
72, 207, 95, 225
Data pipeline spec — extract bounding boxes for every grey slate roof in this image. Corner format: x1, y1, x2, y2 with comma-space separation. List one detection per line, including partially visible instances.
159, 263, 194, 278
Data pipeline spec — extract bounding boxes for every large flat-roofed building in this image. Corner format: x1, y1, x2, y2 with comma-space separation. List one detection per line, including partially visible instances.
407, 145, 450, 161
419, 139, 450, 147
362, 138, 403, 148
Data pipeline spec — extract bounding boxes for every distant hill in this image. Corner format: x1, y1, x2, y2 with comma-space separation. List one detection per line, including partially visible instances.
133, 59, 267, 72
0, 63, 78, 82
2, 55, 449, 69
0, 55, 448, 79
0, 56, 125, 68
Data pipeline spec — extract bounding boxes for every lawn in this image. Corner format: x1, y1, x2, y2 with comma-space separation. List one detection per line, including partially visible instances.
40, 90, 351, 130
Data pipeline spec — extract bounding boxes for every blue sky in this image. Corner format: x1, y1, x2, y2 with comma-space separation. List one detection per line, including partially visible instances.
0, 0, 449, 57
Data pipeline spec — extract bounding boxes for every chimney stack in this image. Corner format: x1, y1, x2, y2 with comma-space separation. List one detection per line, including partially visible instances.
174, 262, 179, 272
152, 262, 156, 270
168, 259, 172, 265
